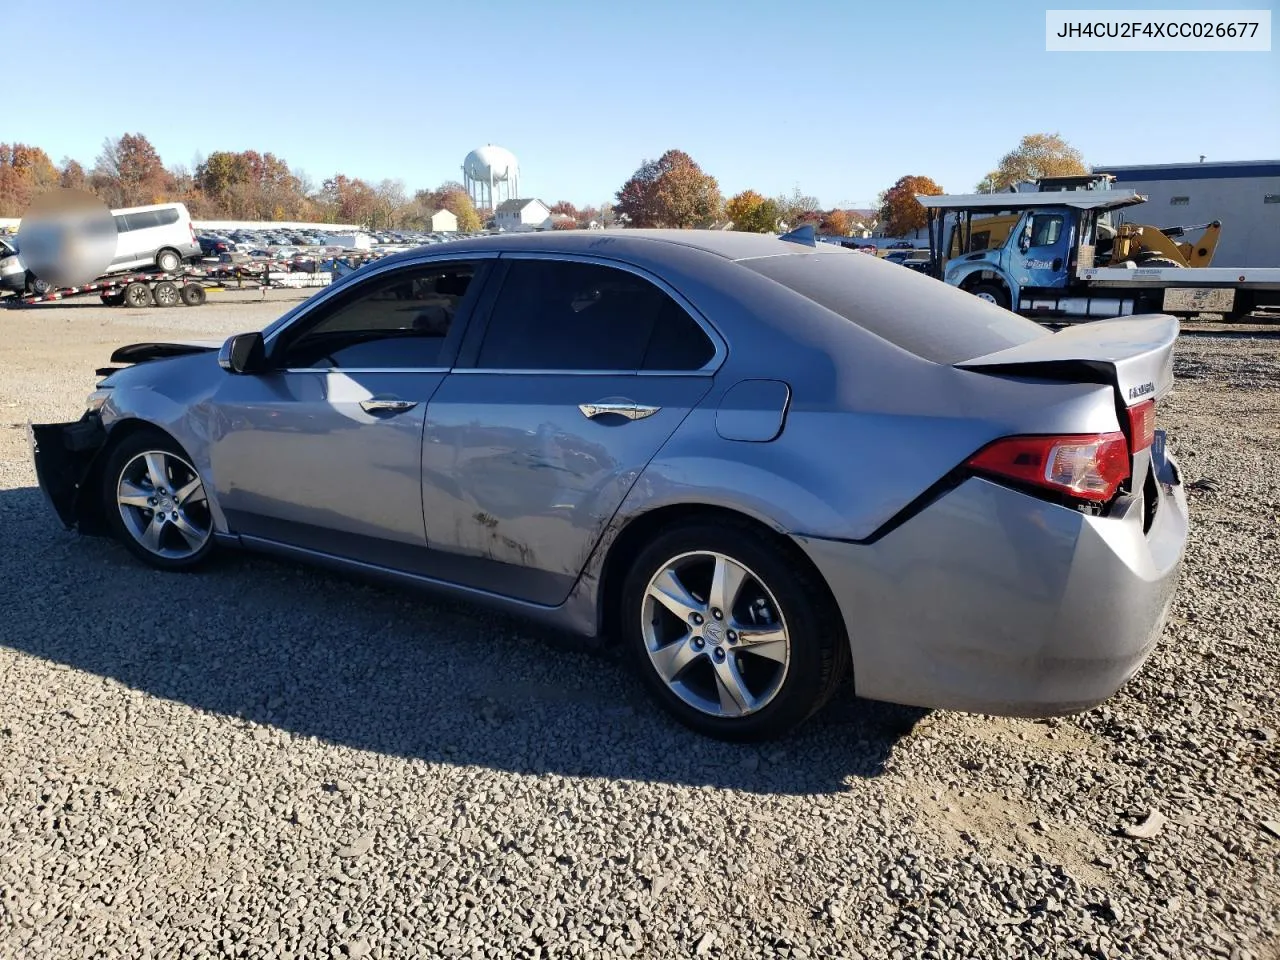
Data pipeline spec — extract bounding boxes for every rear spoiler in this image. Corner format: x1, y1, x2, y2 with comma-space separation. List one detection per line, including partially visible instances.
956, 314, 1178, 406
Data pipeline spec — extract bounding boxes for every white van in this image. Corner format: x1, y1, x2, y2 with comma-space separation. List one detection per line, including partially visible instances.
110, 203, 202, 273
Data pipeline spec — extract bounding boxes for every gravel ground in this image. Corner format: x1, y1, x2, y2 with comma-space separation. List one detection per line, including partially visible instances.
1, 294, 1277, 959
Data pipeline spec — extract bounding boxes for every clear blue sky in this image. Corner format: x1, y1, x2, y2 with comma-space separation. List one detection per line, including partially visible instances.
10, 0, 1278, 209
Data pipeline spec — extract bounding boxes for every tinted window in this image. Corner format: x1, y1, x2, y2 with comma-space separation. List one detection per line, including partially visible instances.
114, 214, 131, 233
742, 253, 1044, 364
281, 263, 477, 369
156, 207, 180, 226
476, 260, 713, 371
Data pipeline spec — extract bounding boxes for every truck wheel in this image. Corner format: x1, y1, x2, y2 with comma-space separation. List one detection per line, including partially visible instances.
180, 283, 206, 306
1134, 255, 1181, 268
156, 248, 182, 273
123, 282, 153, 308
969, 282, 1011, 309
153, 281, 180, 307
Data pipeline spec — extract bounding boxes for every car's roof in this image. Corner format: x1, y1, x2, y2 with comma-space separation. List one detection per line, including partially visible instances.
375, 229, 853, 266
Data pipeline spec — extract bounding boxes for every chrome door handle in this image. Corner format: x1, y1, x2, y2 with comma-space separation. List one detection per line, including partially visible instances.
578, 401, 661, 421
360, 398, 418, 414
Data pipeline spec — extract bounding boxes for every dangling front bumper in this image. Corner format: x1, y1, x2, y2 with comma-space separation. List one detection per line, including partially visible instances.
29, 415, 108, 532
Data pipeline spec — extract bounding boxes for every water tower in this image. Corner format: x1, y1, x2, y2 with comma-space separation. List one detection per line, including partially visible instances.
462, 145, 520, 212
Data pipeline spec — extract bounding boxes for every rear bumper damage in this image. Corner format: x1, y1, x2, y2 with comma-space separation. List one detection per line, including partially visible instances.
30, 416, 108, 532
798, 449, 1187, 718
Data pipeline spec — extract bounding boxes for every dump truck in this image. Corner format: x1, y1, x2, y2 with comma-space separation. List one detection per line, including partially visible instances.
919, 189, 1280, 321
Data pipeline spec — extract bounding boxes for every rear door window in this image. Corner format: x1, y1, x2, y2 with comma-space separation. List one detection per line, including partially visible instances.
475, 259, 714, 372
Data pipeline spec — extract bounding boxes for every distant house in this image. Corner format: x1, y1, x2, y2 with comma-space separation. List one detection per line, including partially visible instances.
428, 209, 457, 233
494, 198, 552, 232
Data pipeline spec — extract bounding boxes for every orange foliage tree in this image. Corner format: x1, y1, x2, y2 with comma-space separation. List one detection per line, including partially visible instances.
616, 150, 721, 228
878, 175, 944, 237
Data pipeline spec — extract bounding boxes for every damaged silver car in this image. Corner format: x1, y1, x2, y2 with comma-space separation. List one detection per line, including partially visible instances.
32, 229, 1188, 740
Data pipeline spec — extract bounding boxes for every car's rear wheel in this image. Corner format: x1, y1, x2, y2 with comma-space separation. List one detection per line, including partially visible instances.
102, 430, 214, 570
969, 282, 1011, 309
621, 520, 847, 741
156, 248, 182, 273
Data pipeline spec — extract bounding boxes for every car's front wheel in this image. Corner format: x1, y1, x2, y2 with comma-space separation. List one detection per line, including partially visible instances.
621, 520, 848, 741
102, 430, 214, 570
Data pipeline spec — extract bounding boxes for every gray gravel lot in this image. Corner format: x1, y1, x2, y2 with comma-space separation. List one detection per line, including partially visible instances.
1, 293, 1277, 959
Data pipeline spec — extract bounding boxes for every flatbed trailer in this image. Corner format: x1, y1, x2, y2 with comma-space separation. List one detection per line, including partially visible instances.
3, 261, 334, 308
4, 270, 220, 308
918, 191, 1280, 322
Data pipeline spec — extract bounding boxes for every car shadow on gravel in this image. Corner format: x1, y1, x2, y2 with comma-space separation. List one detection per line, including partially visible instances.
0, 485, 924, 795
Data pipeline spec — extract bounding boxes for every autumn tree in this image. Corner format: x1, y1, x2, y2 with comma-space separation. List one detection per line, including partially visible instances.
193, 150, 307, 219
774, 186, 820, 228
318, 174, 379, 225
59, 158, 88, 191
979, 133, 1087, 192
0, 144, 59, 216
370, 178, 407, 229
551, 217, 578, 230
616, 150, 721, 228
411, 182, 481, 231
820, 210, 852, 236
93, 134, 170, 207
549, 200, 578, 218
878, 175, 944, 238
726, 190, 780, 233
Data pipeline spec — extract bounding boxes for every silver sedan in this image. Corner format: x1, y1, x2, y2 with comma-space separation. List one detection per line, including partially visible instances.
32, 229, 1188, 740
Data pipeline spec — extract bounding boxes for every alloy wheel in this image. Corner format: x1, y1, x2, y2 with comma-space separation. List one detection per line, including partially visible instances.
116, 450, 211, 560
641, 551, 790, 718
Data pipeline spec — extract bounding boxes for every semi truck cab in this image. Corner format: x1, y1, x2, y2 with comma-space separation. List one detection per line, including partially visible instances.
920, 190, 1168, 319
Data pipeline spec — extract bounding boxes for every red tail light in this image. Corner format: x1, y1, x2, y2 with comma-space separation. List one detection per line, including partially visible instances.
1127, 399, 1156, 451
967, 432, 1130, 503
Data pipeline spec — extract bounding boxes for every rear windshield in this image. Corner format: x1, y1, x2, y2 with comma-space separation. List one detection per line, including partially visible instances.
743, 253, 1045, 364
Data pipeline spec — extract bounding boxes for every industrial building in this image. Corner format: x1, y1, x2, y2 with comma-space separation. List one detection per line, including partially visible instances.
1092, 160, 1280, 267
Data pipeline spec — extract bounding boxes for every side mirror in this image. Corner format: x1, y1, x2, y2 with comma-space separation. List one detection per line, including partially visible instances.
218, 331, 267, 375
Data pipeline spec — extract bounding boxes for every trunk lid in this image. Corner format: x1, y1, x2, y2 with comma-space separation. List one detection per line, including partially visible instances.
955, 314, 1178, 407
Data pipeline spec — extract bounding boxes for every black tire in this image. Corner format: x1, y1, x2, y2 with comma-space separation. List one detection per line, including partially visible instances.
1133, 254, 1182, 268
620, 519, 848, 741
180, 282, 206, 306
156, 248, 183, 273
969, 282, 1011, 310
101, 428, 215, 571
101, 292, 125, 306
153, 281, 180, 307
26, 272, 53, 296
123, 282, 152, 308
